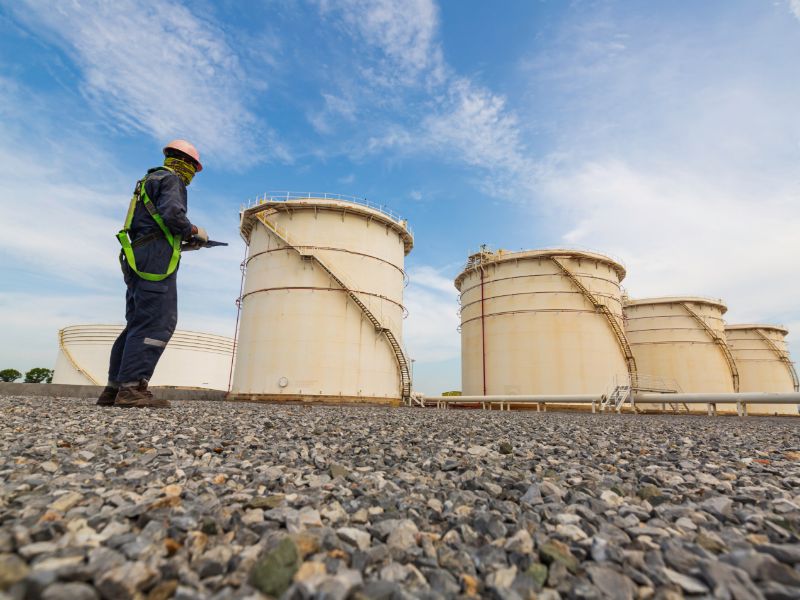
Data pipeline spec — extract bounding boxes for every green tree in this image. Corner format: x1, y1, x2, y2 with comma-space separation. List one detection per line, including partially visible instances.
0, 369, 22, 382
24, 368, 53, 384
442, 390, 462, 396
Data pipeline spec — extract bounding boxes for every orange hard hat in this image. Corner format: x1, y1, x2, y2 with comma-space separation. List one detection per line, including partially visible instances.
163, 139, 203, 171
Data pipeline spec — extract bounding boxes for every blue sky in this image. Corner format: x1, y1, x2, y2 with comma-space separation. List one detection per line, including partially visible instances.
1, 0, 799, 394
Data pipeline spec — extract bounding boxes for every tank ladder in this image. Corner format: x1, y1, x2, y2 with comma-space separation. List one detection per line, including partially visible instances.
755, 330, 800, 392
255, 213, 412, 402
679, 303, 739, 392
58, 329, 100, 385
548, 256, 638, 381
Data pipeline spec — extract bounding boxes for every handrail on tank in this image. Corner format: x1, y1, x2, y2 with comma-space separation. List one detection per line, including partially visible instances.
242, 191, 412, 235
464, 244, 628, 272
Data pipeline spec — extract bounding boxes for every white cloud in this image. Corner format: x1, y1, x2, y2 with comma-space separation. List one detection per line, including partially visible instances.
541, 160, 800, 313
13, 0, 277, 165
308, 93, 358, 134
320, 0, 444, 85
791, 0, 800, 21
422, 78, 537, 195
315, 1, 539, 200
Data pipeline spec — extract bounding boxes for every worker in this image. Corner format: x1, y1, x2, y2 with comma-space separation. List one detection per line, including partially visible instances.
96, 140, 208, 408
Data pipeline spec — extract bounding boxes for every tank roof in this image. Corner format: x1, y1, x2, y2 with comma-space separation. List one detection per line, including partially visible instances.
624, 296, 728, 314
240, 195, 413, 254
454, 248, 626, 290
725, 323, 789, 335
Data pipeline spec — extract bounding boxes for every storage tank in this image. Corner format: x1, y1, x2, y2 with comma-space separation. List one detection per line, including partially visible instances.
53, 324, 235, 389
623, 297, 738, 410
725, 324, 799, 415
229, 193, 413, 405
454, 248, 634, 396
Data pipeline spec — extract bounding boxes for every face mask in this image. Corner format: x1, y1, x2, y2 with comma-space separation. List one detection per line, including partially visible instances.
164, 156, 197, 185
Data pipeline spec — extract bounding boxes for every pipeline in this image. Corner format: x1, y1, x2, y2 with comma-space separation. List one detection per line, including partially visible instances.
635, 392, 800, 404
425, 394, 600, 402
424, 392, 800, 404
422, 392, 800, 416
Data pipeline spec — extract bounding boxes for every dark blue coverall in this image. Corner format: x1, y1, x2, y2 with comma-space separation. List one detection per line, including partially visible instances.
108, 168, 194, 385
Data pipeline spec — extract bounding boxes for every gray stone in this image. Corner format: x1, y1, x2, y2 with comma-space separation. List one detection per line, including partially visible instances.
474, 512, 507, 538
0, 553, 30, 590
699, 561, 763, 600
539, 540, 578, 574
337, 527, 371, 551
755, 544, 800, 565
505, 529, 534, 554
587, 565, 636, 600
701, 496, 734, 518
17, 542, 58, 559
41, 582, 99, 600
386, 520, 418, 552
661, 567, 709, 594
87, 547, 125, 575
248, 537, 300, 597
520, 484, 543, 506
96, 561, 157, 600
198, 545, 233, 578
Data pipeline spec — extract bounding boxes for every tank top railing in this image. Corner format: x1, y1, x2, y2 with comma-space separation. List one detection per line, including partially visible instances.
754, 330, 800, 392
254, 212, 412, 401
679, 303, 740, 393
243, 191, 411, 235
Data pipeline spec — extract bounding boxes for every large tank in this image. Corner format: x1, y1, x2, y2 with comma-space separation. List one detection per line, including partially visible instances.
454, 248, 633, 396
623, 297, 738, 399
725, 324, 799, 415
229, 193, 413, 404
53, 324, 235, 389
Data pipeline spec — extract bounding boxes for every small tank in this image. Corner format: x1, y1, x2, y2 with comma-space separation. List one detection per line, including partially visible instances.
53, 324, 234, 390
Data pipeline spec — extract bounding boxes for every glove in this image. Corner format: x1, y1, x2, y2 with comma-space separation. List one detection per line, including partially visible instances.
194, 226, 209, 243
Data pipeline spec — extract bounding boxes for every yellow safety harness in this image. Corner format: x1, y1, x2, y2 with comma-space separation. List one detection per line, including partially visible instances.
116, 167, 182, 281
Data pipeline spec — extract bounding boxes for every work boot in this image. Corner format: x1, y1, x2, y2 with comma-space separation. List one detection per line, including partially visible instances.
114, 380, 170, 409
96, 386, 118, 406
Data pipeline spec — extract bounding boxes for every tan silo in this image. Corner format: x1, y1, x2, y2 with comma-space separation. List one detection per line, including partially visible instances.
454, 248, 634, 397
53, 324, 235, 390
229, 193, 413, 405
624, 298, 738, 412
725, 324, 799, 415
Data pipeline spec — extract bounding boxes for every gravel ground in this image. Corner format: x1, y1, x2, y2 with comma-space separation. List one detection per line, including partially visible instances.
1, 396, 800, 600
